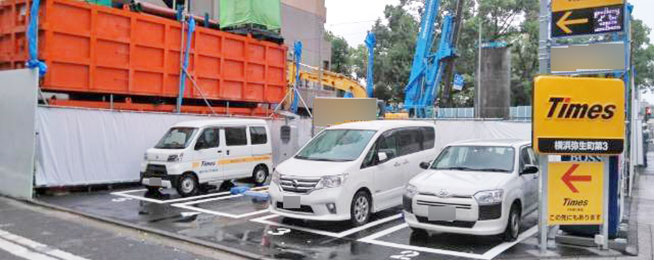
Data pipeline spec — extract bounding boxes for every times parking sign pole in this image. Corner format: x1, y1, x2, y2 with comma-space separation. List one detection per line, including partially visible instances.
538, 154, 549, 254
601, 157, 610, 249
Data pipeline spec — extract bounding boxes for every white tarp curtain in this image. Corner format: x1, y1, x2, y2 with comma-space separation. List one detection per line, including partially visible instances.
0, 69, 39, 199
35, 107, 531, 187
35, 107, 305, 187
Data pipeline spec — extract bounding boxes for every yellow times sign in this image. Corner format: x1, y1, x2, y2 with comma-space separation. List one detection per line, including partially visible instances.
533, 76, 625, 155
548, 162, 603, 225
552, 0, 624, 12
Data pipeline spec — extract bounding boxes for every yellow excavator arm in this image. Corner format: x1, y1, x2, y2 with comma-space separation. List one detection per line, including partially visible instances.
287, 61, 368, 98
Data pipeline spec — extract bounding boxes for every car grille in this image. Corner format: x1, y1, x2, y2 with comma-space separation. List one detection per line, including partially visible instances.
479, 204, 502, 220
279, 177, 320, 194
416, 200, 472, 209
416, 216, 476, 228
276, 202, 314, 213
144, 164, 167, 177
418, 192, 471, 199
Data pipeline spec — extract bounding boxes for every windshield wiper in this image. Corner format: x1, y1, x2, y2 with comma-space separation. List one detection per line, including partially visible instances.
476, 168, 510, 172
435, 166, 475, 171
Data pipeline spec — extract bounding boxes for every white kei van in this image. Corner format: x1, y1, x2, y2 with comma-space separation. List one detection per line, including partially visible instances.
269, 120, 437, 226
140, 119, 273, 197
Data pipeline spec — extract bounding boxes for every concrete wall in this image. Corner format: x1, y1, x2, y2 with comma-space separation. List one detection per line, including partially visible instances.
477, 46, 511, 119
0, 69, 39, 199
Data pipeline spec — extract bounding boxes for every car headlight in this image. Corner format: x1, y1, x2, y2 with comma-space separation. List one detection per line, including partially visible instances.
167, 153, 183, 162
271, 170, 281, 184
474, 190, 503, 205
404, 183, 418, 198
315, 174, 348, 189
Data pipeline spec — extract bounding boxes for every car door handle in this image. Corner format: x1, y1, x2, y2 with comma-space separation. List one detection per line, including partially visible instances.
217, 150, 222, 153
394, 162, 401, 167
402, 160, 409, 165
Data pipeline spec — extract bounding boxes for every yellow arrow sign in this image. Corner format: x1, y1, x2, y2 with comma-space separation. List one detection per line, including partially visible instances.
556, 11, 589, 34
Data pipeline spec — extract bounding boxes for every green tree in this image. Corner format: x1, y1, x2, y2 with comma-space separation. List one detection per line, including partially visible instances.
632, 19, 654, 89
325, 31, 352, 75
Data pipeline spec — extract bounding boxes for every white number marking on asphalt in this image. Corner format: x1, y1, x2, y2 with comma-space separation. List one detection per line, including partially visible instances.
390, 250, 420, 260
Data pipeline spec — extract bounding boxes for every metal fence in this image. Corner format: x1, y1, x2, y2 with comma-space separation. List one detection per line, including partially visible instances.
436, 106, 532, 120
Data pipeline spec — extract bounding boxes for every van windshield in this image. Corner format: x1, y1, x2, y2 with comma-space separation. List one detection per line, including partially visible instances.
431, 146, 515, 173
155, 127, 198, 149
295, 129, 376, 162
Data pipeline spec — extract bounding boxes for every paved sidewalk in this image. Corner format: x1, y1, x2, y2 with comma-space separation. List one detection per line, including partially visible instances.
614, 153, 654, 260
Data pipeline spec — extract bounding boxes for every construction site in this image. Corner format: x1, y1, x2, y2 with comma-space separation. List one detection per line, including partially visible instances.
0, 0, 652, 259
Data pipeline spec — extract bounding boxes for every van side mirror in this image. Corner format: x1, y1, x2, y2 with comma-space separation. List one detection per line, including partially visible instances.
521, 165, 539, 175
377, 152, 388, 162
420, 161, 431, 170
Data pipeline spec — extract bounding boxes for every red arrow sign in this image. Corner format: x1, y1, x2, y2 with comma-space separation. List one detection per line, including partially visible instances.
561, 164, 592, 193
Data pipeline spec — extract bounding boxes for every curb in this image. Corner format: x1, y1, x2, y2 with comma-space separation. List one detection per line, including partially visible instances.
624, 170, 641, 256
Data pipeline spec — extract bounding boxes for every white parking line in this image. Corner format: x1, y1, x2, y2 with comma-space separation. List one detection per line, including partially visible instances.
110, 186, 269, 204
251, 213, 402, 238
0, 229, 89, 260
358, 224, 538, 260
170, 187, 271, 219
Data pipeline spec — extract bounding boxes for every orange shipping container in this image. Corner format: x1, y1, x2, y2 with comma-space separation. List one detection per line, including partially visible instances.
0, 0, 288, 104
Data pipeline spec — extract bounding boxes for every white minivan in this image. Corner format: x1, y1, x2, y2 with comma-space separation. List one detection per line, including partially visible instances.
140, 119, 273, 197
269, 120, 437, 226
403, 139, 539, 241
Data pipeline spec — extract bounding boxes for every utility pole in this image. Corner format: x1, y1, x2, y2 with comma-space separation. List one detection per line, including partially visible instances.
439, 0, 465, 108
475, 19, 482, 118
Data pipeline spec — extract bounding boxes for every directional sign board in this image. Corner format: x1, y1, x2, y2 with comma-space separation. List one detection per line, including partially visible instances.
533, 76, 625, 155
548, 162, 603, 225
551, 0, 624, 38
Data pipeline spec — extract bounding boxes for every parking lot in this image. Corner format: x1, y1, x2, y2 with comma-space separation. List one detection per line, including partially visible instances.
36, 182, 626, 260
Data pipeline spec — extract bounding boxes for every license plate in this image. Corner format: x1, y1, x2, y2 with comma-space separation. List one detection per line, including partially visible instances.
283, 196, 300, 209
428, 206, 456, 221
149, 178, 162, 186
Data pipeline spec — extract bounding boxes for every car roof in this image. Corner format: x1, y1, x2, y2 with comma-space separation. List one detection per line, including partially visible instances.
328, 120, 435, 131
173, 118, 267, 128
449, 139, 530, 147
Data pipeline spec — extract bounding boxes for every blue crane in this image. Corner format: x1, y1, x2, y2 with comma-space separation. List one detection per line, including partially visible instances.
403, 0, 457, 118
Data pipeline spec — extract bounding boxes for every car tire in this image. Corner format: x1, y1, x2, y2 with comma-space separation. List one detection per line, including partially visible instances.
252, 165, 268, 186
176, 173, 199, 197
350, 190, 371, 226
503, 203, 521, 242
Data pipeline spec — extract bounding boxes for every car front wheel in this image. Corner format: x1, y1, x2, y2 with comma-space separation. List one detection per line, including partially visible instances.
176, 173, 199, 197
350, 191, 371, 226
503, 203, 521, 241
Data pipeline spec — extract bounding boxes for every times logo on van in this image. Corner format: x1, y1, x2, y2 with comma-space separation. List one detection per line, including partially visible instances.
547, 97, 616, 120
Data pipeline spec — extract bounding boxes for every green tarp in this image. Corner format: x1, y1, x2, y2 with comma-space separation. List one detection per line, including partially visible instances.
219, 0, 281, 31
86, 0, 112, 7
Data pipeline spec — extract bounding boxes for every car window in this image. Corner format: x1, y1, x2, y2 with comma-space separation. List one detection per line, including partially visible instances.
422, 127, 435, 149
398, 128, 422, 156
250, 126, 267, 145
195, 128, 219, 150
225, 127, 247, 146
378, 132, 398, 160
432, 146, 515, 173
519, 147, 531, 170
155, 127, 198, 149
527, 147, 538, 165
295, 129, 377, 161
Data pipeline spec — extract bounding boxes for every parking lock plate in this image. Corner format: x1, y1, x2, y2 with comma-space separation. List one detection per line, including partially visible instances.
283, 196, 300, 209
428, 206, 456, 221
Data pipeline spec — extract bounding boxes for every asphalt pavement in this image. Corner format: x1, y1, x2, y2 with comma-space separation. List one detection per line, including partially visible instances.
0, 196, 246, 260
